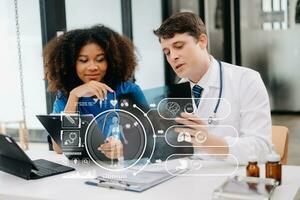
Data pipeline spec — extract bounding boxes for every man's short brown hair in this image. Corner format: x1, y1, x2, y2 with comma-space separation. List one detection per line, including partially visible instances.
153, 12, 206, 41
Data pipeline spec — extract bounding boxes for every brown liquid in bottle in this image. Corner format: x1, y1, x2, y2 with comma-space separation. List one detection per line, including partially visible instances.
266, 160, 282, 185
247, 161, 260, 177
266, 147, 282, 185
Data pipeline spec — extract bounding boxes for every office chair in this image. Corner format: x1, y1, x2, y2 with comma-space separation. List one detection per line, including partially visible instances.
272, 125, 289, 165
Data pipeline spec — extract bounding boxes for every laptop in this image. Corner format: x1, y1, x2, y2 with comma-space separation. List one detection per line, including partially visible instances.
0, 134, 75, 180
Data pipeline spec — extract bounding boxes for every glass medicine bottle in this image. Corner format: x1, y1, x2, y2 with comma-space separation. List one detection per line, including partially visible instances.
246, 156, 260, 177
266, 153, 282, 185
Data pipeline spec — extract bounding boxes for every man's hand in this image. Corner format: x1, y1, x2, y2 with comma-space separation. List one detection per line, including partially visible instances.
98, 137, 124, 160
175, 112, 229, 155
175, 112, 209, 146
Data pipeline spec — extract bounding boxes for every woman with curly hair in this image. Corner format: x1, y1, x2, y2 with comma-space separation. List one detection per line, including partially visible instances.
43, 25, 147, 159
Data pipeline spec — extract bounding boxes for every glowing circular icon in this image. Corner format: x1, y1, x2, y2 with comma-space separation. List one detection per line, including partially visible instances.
82, 158, 90, 166
85, 109, 149, 171
195, 131, 207, 144
166, 102, 180, 117
184, 103, 194, 114
64, 132, 77, 145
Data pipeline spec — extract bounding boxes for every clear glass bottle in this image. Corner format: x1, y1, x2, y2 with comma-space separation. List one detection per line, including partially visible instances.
246, 156, 260, 177
266, 153, 282, 185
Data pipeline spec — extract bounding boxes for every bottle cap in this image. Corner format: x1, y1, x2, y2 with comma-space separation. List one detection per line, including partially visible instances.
248, 155, 258, 162
267, 145, 281, 162
267, 153, 280, 162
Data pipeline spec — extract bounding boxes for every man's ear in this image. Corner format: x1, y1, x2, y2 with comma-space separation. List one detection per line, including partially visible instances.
198, 34, 208, 49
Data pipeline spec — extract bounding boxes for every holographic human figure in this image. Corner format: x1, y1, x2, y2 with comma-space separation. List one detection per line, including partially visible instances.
102, 116, 127, 166
105, 116, 128, 144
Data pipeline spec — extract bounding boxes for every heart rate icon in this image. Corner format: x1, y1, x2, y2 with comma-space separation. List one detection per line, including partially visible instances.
110, 99, 118, 107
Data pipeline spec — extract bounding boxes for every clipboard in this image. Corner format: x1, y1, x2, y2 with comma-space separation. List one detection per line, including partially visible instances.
85, 168, 188, 192
212, 176, 278, 200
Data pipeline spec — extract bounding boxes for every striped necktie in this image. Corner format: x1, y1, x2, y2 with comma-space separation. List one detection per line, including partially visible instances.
192, 85, 203, 107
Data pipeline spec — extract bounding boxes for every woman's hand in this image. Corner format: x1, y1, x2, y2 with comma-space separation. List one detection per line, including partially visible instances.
52, 138, 63, 154
64, 81, 114, 113
98, 137, 124, 160
70, 80, 114, 100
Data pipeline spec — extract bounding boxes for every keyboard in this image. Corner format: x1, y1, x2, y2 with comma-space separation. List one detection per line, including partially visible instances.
31, 159, 75, 178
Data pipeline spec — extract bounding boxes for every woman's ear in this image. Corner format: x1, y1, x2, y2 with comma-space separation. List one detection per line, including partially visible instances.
198, 34, 208, 49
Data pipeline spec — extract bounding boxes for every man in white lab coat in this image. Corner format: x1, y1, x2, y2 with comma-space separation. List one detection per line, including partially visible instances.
154, 12, 272, 164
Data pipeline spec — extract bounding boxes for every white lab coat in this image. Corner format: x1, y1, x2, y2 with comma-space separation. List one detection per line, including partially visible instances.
179, 56, 272, 165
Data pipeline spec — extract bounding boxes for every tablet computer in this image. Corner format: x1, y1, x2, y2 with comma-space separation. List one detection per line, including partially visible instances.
36, 114, 95, 160
0, 134, 74, 180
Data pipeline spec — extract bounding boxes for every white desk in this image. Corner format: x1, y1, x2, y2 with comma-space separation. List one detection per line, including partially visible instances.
0, 150, 299, 200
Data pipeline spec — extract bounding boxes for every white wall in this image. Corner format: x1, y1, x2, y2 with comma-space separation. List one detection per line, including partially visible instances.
0, 0, 46, 129
65, 0, 122, 32
132, 0, 165, 89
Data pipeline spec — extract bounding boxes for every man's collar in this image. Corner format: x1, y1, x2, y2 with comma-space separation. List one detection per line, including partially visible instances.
206, 57, 221, 88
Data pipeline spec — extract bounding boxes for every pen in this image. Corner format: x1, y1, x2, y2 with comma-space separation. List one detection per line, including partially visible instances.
66, 115, 76, 124
85, 180, 128, 190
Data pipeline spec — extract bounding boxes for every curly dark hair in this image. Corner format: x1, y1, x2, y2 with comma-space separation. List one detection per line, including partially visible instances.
43, 24, 137, 96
